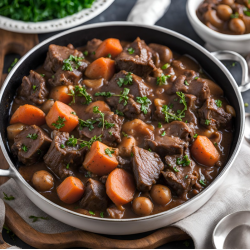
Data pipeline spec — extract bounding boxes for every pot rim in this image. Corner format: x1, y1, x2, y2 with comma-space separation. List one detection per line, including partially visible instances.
0, 21, 245, 223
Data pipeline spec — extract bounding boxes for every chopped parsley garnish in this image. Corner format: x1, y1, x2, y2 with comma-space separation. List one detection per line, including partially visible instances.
52, 116, 66, 129
194, 77, 198, 80
93, 106, 105, 129
109, 131, 113, 136
161, 63, 170, 70
158, 122, 162, 128
127, 47, 135, 54
122, 132, 128, 137
66, 163, 70, 169
84, 50, 88, 56
117, 72, 133, 87
173, 167, 179, 172
40, 74, 45, 77
8, 58, 18, 73
199, 179, 206, 186
193, 134, 198, 139
62, 55, 84, 71
245, 103, 249, 107
79, 135, 102, 149
60, 144, 65, 149
115, 110, 124, 116
29, 216, 49, 223
184, 80, 189, 86
176, 155, 191, 167
66, 135, 78, 147
215, 100, 222, 108
244, 8, 250, 16
205, 119, 210, 126
105, 148, 115, 158
71, 111, 76, 115
32, 85, 37, 91
214, 142, 218, 146
107, 53, 111, 58
79, 118, 97, 131
95, 91, 113, 97
131, 152, 134, 157
118, 88, 130, 106
92, 51, 96, 55
3, 192, 15, 201
68, 85, 92, 105
85, 171, 92, 178
161, 105, 182, 123
185, 175, 188, 179
148, 148, 152, 152
21, 145, 28, 152
136, 96, 152, 114
100, 212, 104, 218
52, 75, 55, 79
231, 12, 239, 18
27, 133, 38, 140
161, 131, 166, 136
157, 74, 170, 86
89, 211, 95, 215
176, 91, 187, 118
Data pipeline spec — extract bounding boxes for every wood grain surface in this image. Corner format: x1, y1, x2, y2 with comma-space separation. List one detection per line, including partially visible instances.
0, 28, 189, 249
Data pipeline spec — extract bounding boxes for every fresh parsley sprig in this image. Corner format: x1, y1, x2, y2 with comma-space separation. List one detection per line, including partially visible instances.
29, 215, 49, 223
136, 96, 152, 114
68, 85, 92, 105
3, 192, 15, 201
157, 74, 171, 86
117, 72, 133, 87
27, 133, 38, 140
52, 116, 66, 130
176, 155, 191, 167
105, 148, 115, 158
62, 55, 84, 71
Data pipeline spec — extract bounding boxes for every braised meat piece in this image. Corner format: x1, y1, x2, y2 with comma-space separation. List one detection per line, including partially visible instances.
162, 154, 198, 198
11, 125, 52, 165
107, 205, 125, 219
102, 70, 153, 120
44, 44, 85, 73
78, 111, 124, 147
132, 146, 164, 192
48, 67, 87, 87
44, 131, 86, 179
86, 38, 102, 60
198, 98, 232, 129
149, 43, 173, 64
17, 70, 49, 105
115, 37, 156, 77
80, 178, 107, 211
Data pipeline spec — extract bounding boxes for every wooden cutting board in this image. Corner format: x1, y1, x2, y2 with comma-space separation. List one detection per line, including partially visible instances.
0, 29, 190, 249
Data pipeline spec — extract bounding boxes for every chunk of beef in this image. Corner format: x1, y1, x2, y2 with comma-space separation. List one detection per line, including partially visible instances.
198, 98, 232, 129
149, 43, 173, 64
86, 38, 102, 60
146, 121, 193, 158
132, 146, 164, 192
102, 70, 153, 120
43, 131, 86, 179
78, 111, 124, 147
162, 154, 198, 198
48, 68, 83, 87
18, 70, 49, 105
115, 37, 156, 77
11, 125, 51, 165
80, 178, 107, 211
44, 44, 84, 73
107, 205, 125, 219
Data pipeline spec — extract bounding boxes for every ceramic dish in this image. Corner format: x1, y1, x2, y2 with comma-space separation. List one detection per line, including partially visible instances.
186, 0, 250, 55
0, 0, 114, 34
0, 22, 247, 235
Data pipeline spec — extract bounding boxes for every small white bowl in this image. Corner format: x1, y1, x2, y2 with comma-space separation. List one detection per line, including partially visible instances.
186, 0, 250, 55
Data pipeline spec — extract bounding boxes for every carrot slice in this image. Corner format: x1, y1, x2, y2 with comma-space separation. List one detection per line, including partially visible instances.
95, 38, 123, 58
45, 101, 78, 132
85, 57, 115, 80
50, 86, 73, 104
106, 168, 136, 206
57, 176, 84, 204
83, 141, 118, 176
191, 135, 220, 167
10, 104, 46, 126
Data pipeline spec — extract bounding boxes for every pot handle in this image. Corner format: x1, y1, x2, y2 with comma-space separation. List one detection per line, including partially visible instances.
211, 51, 250, 93
0, 169, 11, 177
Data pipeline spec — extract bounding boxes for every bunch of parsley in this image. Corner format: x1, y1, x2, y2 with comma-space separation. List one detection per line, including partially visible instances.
0, 0, 95, 22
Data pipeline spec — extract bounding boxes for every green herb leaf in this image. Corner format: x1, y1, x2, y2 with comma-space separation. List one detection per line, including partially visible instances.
100, 212, 104, 218
66, 163, 70, 169
95, 91, 113, 97
193, 134, 198, 139
122, 132, 128, 137
60, 144, 65, 149
215, 100, 222, 108
62, 55, 84, 71
117, 88, 130, 106
158, 122, 162, 128
107, 53, 111, 58
161, 131, 166, 137
40, 73, 45, 77
148, 148, 152, 152
70, 85, 92, 105
161, 63, 170, 70
21, 145, 28, 152
194, 77, 198, 80
176, 155, 191, 167
29, 215, 49, 223
199, 179, 206, 186
84, 50, 88, 56
89, 211, 95, 215
127, 47, 135, 54
157, 74, 170, 86
136, 96, 152, 114
27, 133, 38, 140
214, 142, 218, 146
93, 106, 105, 129
115, 110, 124, 116
71, 111, 76, 115
173, 167, 179, 172
131, 152, 134, 157
105, 148, 115, 157
205, 119, 210, 125
231, 12, 239, 18
8, 58, 18, 73
79, 118, 97, 131
85, 171, 92, 178
79, 135, 102, 149
52, 116, 66, 129
3, 192, 15, 201
117, 72, 133, 87
66, 135, 78, 147
184, 80, 189, 86
32, 85, 37, 91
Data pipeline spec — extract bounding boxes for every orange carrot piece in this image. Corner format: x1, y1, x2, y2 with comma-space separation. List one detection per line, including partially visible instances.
10, 104, 46, 126
85, 101, 110, 113
50, 86, 73, 104
83, 141, 118, 176
45, 101, 78, 132
95, 38, 123, 58
191, 135, 220, 167
85, 57, 115, 80
57, 176, 84, 204
106, 168, 136, 206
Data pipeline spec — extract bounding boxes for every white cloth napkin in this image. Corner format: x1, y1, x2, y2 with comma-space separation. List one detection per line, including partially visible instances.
127, 0, 171, 25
